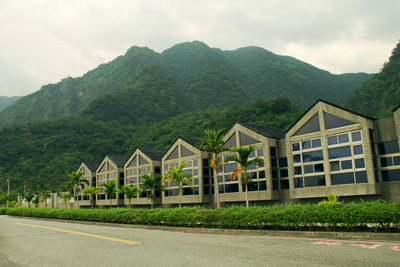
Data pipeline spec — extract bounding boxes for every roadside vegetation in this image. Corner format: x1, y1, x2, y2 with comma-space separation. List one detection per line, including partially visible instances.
2, 201, 399, 233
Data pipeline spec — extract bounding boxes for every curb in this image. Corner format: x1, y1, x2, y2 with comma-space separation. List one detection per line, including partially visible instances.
7, 215, 400, 242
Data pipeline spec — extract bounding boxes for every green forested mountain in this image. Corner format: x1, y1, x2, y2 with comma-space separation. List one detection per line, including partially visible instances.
0, 41, 371, 128
0, 98, 302, 194
345, 42, 400, 118
0, 96, 21, 112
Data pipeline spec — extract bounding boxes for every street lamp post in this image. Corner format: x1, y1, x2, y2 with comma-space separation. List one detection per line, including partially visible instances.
6, 179, 10, 207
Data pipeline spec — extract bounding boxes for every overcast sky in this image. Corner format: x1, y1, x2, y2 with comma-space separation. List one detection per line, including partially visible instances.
0, 0, 399, 97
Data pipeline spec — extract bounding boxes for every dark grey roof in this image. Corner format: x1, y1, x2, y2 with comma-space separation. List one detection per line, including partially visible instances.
285, 99, 376, 133
138, 147, 166, 161
229, 122, 285, 139
83, 161, 101, 172
180, 137, 200, 147
107, 155, 129, 167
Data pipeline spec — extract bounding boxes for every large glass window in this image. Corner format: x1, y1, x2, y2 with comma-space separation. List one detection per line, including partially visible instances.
239, 132, 261, 146
381, 169, 400, 182
324, 112, 356, 130
293, 113, 320, 136
378, 141, 400, 155
329, 146, 352, 159
302, 150, 323, 162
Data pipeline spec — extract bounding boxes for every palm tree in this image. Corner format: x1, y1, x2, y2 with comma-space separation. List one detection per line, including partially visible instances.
118, 185, 140, 209
82, 186, 100, 209
66, 171, 89, 209
163, 162, 192, 208
59, 192, 74, 209
224, 145, 265, 208
23, 193, 34, 208
100, 180, 118, 208
140, 172, 165, 209
197, 128, 228, 209
40, 190, 51, 208
32, 194, 40, 207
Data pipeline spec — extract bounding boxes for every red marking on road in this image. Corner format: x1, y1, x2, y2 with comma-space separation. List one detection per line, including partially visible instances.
349, 244, 384, 249
312, 241, 343, 246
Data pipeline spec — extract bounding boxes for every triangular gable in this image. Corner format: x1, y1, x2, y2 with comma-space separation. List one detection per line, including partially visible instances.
239, 131, 261, 146
139, 155, 150, 165
181, 145, 196, 157
108, 162, 116, 171
166, 146, 179, 160
324, 112, 357, 130
99, 163, 106, 172
127, 155, 137, 167
224, 132, 237, 148
293, 113, 320, 136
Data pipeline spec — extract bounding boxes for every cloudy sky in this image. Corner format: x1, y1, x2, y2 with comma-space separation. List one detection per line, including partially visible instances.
0, 0, 399, 97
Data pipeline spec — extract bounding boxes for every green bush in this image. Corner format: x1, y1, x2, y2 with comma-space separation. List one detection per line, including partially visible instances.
0, 207, 8, 215
4, 201, 400, 232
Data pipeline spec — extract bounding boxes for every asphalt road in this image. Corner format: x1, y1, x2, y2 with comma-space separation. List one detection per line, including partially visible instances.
0, 216, 399, 267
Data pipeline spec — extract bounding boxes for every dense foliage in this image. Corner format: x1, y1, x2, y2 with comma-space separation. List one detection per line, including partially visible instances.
5, 201, 400, 232
345, 42, 400, 118
0, 98, 303, 195
0, 41, 371, 128
0, 96, 21, 112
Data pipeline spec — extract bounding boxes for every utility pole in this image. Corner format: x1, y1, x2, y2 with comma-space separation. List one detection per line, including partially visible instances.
6, 179, 10, 207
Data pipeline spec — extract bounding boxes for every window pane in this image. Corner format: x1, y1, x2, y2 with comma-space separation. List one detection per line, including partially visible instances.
304, 165, 314, 174
294, 166, 302, 175
280, 169, 289, 178
224, 163, 237, 173
257, 149, 264, 157
312, 139, 321, 148
239, 132, 261, 146
341, 160, 353, 170
392, 156, 400, 166
225, 183, 239, 193
249, 150, 256, 158
380, 157, 393, 167
273, 180, 279, 190
352, 131, 362, 142
302, 150, 323, 162
304, 175, 326, 187
338, 134, 350, 144
280, 180, 290, 190
293, 154, 301, 163
258, 170, 266, 179
272, 170, 278, 178
355, 171, 368, 183
353, 145, 363, 155
259, 181, 267, 191
247, 182, 258, 191
292, 142, 300, 151
329, 146, 351, 159
328, 136, 338, 146
378, 141, 400, 154
279, 158, 288, 167
330, 161, 340, 171
294, 177, 304, 188
271, 159, 277, 168
270, 147, 277, 157
355, 158, 365, 169
382, 169, 400, 182
314, 163, 324, 173
302, 140, 311, 150
331, 172, 355, 185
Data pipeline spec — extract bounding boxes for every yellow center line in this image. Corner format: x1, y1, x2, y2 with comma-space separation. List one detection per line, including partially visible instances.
15, 223, 141, 245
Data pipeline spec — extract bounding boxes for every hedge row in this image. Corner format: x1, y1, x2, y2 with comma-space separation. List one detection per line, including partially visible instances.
0, 207, 8, 215
5, 201, 400, 232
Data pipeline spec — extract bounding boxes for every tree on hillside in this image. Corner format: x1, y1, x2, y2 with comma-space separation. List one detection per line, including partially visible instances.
66, 171, 89, 209
100, 180, 118, 208
82, 186, 100, 209
140, 172, 165, 209
224, 145, 265, 208
197, 128, 228, 209
163, 162, 192, 208
118, 185, 140, 209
